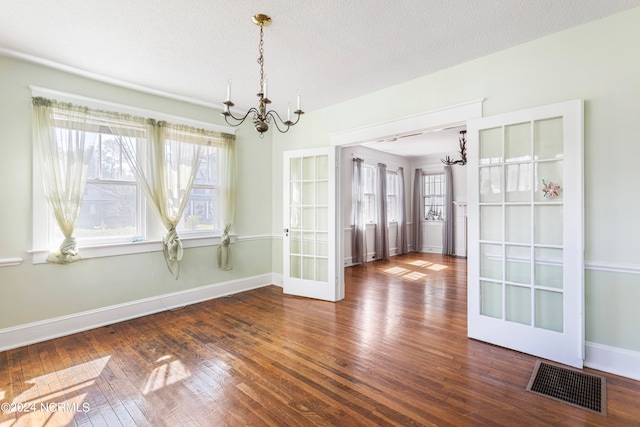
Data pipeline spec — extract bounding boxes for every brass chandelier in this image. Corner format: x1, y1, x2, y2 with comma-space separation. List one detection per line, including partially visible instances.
222, 14, 304, 137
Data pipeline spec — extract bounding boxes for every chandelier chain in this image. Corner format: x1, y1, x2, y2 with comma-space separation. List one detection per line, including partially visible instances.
258, 26, 265, 93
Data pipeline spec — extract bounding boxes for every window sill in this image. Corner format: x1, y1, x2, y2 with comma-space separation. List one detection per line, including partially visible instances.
28, 234, 235, 265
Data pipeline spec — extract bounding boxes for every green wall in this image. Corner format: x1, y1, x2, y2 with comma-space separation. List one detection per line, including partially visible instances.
0, 56, 274, 329
272, 7, 640, 352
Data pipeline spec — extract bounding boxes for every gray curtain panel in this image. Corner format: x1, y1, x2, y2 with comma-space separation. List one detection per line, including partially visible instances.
375, 163, 389, 260
442, 165, 455, 256
397, 167, 408, 255
351, 158, 366, 264
412, 168, 423, 252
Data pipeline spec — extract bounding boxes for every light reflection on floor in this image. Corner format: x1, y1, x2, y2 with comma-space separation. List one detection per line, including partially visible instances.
383, 260, 449, 281
1, 356, 110, 427
143, 355, 191, 395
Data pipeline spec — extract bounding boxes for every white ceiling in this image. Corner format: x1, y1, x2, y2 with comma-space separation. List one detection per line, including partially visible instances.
1, 1, 639, 156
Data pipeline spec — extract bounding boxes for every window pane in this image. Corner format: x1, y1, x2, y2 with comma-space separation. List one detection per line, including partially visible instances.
75, 182, 137, 239
423, 173, 445, 220
195, 149, 217, 185
177, 187, 218, 232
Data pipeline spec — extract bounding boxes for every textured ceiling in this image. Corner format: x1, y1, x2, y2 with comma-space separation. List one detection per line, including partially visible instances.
1, 1, 639, 156
2, 1, 640, 115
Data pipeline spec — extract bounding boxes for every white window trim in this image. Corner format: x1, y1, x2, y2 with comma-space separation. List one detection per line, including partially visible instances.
30, 87, 236, 264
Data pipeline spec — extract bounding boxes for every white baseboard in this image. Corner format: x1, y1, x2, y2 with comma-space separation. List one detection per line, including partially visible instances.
0, 274, 274, 353
271, 273, 284, 287
585, 341, 640, 381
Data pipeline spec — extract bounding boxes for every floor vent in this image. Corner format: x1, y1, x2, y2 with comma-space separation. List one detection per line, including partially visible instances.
526, 361, 607, 416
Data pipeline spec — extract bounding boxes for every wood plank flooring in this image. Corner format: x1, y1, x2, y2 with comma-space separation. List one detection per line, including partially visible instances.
1, 253, 639, 426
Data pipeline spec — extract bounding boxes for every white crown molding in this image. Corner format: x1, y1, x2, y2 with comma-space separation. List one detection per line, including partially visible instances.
1, 47, 226, 111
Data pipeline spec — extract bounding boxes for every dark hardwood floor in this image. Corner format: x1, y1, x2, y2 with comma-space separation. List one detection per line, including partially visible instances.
1, 253, 639, 426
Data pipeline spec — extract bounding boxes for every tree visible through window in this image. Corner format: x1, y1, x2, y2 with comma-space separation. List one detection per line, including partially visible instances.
423, 173, 445, 220
177, 146, 219, 233
59, 131, 140, 244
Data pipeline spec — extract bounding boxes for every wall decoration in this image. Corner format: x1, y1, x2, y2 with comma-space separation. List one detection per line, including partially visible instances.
542, 179, 561, 199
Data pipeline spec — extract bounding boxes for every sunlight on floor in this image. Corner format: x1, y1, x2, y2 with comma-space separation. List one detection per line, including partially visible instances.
142, 355, 191, 395
403, 271, 428, 281
0, 356, 109, 427
427, 264, 448, 271
408, 260, 433, 267
383, 267, 410, 275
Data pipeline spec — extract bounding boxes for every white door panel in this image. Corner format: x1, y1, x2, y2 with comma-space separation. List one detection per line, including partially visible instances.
467, 100, 584, 368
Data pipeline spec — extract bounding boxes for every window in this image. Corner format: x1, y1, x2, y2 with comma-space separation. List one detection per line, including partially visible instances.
68, 131, 141, 244
386, 170, 398, 222
363, 165, 376, 223
423, 173, 445, 220
32, 91, 234, 263
177, 145, 219, 233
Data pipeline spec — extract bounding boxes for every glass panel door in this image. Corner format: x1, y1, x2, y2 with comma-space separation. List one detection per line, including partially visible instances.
283, 147, 339, 301
467, 100, 584, 368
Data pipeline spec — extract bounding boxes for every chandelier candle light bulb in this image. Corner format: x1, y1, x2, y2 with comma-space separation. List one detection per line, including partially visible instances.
220, 14, 304, 137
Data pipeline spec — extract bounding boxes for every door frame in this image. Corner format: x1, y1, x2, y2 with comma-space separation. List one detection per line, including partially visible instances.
330, 99, 484, 294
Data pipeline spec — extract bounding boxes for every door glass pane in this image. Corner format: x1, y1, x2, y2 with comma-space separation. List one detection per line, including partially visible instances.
506, 285, 531, 325
303, 207, 314, 230
316, 155, 328, 180
535, 205, 563, 245
505, 122, 531, 162
316, 180, 328, 205
290, 157, 301, 181
535, 247, 563, 289
290, 207, 301, 230
505, 163, 532, 202
316, 207, 328, 231
479, 127, 502, 165
506, 245, 531, 284
303, 232, 314, 255
290, 182, 301, 205
290, 255, 301, 279
535, 161, 563, 202
480, 206, 502, 241
481, 281, 502, 319
535, 290, 563, 332
303, 156, 315, 180
316, 258, 328, 282
303, 181, 315, 204
302, 256, 315, 280
480, 166, 502, 202
534, 117, 563, 160
290, 231, 302, 254
506, 205, 530, 243
480, 243, 502, 280
316, 232, 328, 256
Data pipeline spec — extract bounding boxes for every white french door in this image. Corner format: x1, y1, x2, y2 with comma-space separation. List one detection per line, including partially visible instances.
467, 100, 584, 368
283, 147, 341, 301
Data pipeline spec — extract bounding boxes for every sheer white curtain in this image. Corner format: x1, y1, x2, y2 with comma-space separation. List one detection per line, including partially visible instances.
32, 97, 97, 264
217, 134, 236, 271
442, 165, 455, 256
351, 158, 365, 264
397, 167, 408, 255
375, 163, 389, 260
117, 121, 208, 278
412, 168, 423, 252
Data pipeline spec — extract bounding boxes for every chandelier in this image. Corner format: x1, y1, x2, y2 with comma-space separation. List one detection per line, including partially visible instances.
222, 14, 304, 137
